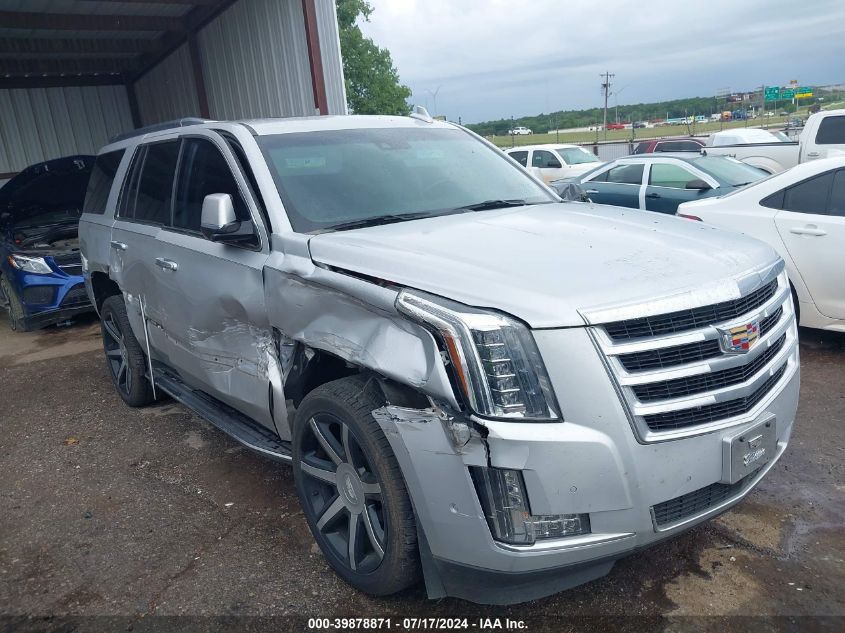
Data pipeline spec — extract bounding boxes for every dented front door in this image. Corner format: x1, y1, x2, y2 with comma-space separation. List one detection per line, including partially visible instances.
148, 132, 276, 430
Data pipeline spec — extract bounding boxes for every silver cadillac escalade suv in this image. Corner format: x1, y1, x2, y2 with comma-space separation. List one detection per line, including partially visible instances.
79, 113, 799, 605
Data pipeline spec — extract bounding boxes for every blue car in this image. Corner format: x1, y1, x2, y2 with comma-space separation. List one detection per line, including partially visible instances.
550, 154, 769, 214
0, 155, 95, 331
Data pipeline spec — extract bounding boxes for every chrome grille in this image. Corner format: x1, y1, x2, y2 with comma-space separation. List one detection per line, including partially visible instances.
604, 278, 778, 340
643, 364, 787, 431
591, 268, 798, 441
618, 306, 783, 372
633, 333, 786, 402
59, 264, 83, 275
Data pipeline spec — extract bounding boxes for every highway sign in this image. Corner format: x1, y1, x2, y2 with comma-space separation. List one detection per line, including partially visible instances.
764, 87, 780, 101
781, 88, 795, 99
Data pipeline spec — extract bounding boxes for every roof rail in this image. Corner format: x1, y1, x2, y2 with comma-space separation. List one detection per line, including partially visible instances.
108, 118, 214, 144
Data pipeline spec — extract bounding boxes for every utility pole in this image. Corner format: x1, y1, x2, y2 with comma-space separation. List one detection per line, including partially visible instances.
600, 71, 614, 141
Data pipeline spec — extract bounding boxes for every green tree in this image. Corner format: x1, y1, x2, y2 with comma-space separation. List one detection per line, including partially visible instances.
336, 0, 411, 115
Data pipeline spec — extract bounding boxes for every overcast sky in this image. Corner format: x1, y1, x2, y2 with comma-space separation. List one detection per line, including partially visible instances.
359, 0, 845, 123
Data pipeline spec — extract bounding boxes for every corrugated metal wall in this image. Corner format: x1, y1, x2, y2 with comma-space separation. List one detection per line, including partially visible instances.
198, 0, 315, 120
0, 85, 133, 174
0, 0, 347, 181
315, 0, 348, 115
135, 44, 200, 126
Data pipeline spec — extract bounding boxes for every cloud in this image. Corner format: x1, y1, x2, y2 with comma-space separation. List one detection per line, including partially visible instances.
359, 0, 845, 122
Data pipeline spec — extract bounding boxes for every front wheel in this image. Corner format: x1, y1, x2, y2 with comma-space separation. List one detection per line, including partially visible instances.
100, 295, 154, 407
293, 375, 420, 595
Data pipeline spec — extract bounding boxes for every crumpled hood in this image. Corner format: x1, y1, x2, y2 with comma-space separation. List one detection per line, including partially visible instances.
308, 203, 780, 328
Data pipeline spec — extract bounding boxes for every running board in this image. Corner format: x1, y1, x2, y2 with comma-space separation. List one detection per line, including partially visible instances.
153, 367, 292, 463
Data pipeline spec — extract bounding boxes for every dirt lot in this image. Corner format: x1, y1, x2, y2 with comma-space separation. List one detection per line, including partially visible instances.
0, 313, 843, 632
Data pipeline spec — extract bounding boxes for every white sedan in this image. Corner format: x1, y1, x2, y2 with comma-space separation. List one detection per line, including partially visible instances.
677, 157, 845, 333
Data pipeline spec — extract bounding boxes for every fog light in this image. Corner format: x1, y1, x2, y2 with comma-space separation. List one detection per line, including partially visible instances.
469, 466, 590, 544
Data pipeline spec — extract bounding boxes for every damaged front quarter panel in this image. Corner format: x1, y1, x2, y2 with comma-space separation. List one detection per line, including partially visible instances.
263, 234, 458, 425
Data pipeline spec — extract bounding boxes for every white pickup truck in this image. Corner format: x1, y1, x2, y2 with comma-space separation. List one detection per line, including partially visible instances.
701, 109, 845, 173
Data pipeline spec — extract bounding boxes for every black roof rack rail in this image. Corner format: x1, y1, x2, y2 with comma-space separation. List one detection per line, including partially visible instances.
108, 118, 214, 144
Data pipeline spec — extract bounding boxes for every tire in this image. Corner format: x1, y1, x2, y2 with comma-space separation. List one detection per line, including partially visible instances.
0, 275, 31, 332
100, 295, 154, 407
292, 375, 420, 596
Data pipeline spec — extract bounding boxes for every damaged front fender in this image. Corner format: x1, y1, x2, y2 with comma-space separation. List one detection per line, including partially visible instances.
264, 235, 458, 428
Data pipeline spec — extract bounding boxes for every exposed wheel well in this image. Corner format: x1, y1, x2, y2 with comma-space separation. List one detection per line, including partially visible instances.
90, 272, 122, 314
283, 344, 428, 409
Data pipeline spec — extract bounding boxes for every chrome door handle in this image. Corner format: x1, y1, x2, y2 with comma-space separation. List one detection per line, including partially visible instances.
585, 189, 599, 194
110, 240, 127, 251
646, 193, 661, 199
155, 258, 178, 271
806, 151, 820, 158
789, 226, 827, 237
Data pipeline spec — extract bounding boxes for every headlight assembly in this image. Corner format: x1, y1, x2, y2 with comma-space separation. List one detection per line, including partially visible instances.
8, 254, 52, 275
396, 289, 559, 420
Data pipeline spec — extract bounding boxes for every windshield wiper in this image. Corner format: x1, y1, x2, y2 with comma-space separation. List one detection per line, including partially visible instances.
732, 182, 752, 187
322, 211, 442, 232
456, 199, 529, 211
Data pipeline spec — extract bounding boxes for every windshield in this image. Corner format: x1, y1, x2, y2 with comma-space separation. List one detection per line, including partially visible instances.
257, 127, 555, 232
690, 156, 768, 186
557, 147, 600, 165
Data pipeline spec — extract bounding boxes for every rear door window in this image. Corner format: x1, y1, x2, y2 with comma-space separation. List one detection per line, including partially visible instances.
508, 150, 528, 167
532, 150, 561, 168
782, 172, 834, 214
591, 163, 644, 184
827, 170, 845, 216
130, 141, 180, 225
83, 150, 124, 215
173, 137, 249, 233
815, 116, 845, 145
648, 163, 698, 188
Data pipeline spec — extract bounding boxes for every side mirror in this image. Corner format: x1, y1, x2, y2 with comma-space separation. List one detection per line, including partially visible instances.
200, 194, 255, 243
685, 179, 712, 191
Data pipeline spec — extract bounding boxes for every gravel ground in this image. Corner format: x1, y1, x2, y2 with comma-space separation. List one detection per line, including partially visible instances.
0, 313, 843, 632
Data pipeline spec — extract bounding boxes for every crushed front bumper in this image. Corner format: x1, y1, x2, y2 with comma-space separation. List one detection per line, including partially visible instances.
373, 326, 799, 605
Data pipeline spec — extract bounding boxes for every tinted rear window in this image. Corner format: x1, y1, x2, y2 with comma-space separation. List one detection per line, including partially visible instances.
508, 150, 528, 166
783, 172, 834, 214
133, 141, 180, 225
83, 150, 124, 215
828, 170, 845, 216
815, 116, 845, 145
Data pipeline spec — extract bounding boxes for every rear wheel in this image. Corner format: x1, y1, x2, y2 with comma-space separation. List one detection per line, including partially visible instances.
293, 376, 420, 595
0, 275, 31, 332
100, 295, 154, 407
